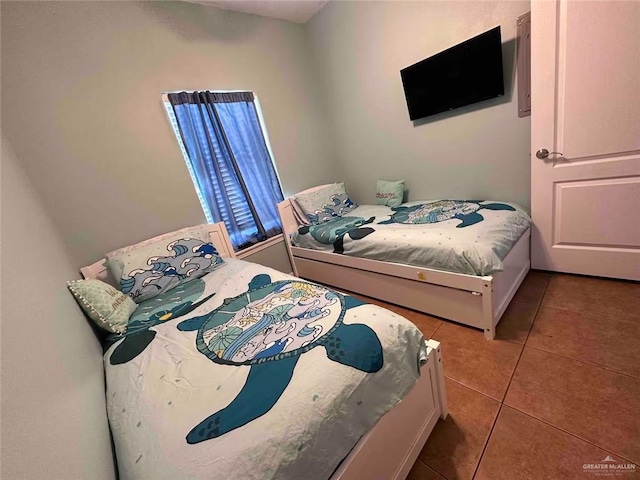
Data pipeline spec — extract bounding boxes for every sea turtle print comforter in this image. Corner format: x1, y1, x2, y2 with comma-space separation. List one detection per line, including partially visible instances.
291, 200, 531, 276
104, 259, 428, 480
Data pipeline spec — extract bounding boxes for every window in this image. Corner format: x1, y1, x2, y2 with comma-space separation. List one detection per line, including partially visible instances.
164, 91, 284, 250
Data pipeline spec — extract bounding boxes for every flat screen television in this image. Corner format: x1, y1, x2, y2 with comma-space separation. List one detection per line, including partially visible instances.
400, 26, 504, 120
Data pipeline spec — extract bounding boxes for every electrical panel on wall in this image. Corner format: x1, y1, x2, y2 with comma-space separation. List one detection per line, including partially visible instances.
517, 11, 531, 117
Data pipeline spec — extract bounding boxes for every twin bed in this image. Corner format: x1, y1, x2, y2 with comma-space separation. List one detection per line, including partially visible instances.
80, 222, 448, 480
277, 185, 531, 340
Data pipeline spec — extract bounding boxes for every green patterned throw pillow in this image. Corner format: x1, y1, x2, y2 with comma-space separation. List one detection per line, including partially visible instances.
376, 179, 405, 207
68, 279, 137, 334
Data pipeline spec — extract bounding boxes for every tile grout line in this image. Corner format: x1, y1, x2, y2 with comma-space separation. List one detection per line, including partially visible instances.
469, 282, 550, 479
471, 403, 504, 480
443, 376, 503, 403
500, 280, 551, 401
431, 321, 444, 338
499, 299, 540, 346
538, 303, 640, 327
501, 405, 640, 467
523, 343, 640, 382
414, 457, 445, 480
500, 276, 640, 470
421, 376, 501, 479
515, 276, 640, 381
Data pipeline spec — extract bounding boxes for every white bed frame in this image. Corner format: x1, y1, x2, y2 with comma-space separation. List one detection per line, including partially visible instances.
81, 221, 448, 480
332, 338, 447, 480
277, 189, 531, 340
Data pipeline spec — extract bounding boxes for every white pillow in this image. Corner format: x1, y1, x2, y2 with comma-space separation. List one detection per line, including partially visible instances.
294, 183, 358, 224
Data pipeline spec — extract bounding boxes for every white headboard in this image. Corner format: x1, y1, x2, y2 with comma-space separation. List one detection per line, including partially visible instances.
80, 222, 236, 285
277, 184, 333, 234
295, 184, 334, 197
277, 199, 301, 238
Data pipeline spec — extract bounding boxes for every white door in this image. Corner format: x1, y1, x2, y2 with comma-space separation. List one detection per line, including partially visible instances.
531, 0, 640, 281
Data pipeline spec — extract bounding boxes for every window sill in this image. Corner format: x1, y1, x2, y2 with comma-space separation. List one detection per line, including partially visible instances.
236, 234, 284, 259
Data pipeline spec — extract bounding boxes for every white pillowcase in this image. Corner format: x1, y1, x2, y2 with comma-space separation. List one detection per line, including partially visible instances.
293, 183, 358, 224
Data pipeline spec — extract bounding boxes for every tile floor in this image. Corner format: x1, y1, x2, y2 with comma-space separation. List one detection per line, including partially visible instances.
354, 271, 640, 479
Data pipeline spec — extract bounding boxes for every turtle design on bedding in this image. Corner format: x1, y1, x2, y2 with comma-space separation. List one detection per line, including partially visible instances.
176, 274, 383, 444
377, 200, 515, 228
298, 216, 376, 254
107, 278, 216, 365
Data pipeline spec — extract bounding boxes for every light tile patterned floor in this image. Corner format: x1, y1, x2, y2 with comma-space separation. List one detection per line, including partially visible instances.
356, 271, 640, 480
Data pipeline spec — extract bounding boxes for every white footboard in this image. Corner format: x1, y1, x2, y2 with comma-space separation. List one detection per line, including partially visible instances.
331, 340, 447, 480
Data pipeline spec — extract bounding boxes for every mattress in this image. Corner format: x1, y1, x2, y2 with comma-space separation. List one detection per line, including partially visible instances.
291, 200, 531, 276
104, 259, 428, 480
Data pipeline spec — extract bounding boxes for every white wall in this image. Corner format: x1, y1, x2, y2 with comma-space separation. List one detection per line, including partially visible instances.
1, 1, 335, 267
0, 135, 115, 479
306, 1, 531, 208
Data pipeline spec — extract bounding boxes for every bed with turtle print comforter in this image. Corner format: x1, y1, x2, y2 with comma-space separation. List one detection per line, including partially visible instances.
291, 200, 531, 276
104, 259, 428, 480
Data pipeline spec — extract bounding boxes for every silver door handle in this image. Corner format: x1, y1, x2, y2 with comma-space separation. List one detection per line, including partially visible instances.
536, 148, 564, 159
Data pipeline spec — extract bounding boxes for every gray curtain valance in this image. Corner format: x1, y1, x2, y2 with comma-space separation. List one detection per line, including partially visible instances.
167, 91, 254, 105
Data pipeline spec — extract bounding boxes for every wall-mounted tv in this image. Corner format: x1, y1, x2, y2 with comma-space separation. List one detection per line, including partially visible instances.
400, 26, 504, 121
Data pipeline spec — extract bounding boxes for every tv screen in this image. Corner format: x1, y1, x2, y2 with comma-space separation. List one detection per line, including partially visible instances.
400, 26, 504, 120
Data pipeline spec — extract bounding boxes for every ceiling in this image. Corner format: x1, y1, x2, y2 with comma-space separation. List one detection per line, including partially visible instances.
184, 1, 329, 24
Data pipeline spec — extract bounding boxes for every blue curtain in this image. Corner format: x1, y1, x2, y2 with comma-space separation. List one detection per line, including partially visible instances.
168, 91, 284, 250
